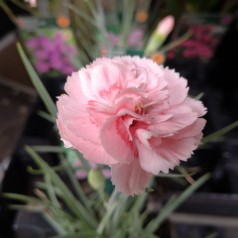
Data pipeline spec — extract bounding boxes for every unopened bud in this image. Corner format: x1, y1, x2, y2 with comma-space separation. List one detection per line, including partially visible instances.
156, 15, 174, 36
88, 169, 105, 191
144, 15, 175, 56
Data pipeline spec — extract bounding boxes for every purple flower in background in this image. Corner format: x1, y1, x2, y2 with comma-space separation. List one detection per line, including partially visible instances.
62, 65, 75, 75
35, 50, 48, 60
26, 32, 77, 75
221, 15, 232, 25
26, 38, 39, 49
106, 26, 145, 49
167, 24, 219, 61
127, 27, 144, 47
107, 33, 119, 46
35, 62, 50, 73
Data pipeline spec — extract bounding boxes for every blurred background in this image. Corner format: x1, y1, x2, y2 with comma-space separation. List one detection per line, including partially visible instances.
0, 0, 238, 237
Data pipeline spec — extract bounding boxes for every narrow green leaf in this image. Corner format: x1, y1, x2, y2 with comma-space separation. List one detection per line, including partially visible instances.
204, 232, 218, 238
53, 231, 99, 238
108, 189, 119, 206
140, 209, 150, 225
35, 182, 62, 196
25, 145, 98, 229
159, 31, 192, 53
27, 164, 64, 174
145, 173, 210, 233
94, 0, 108, 43
81, 0, 97, 17
45, 174, 61, 208
31, 145, 65, 153
3, 193, 48, 205
42, 212, 69, 235
119, 0, 137, 48
129, 192, 148, 215
8, 204, 70, 235
9, 204, 45, 212
202, 120, 238, 144
194, 92, 204, 100
111, 194, 128, 230
59, 155, 93, 214
65, 2, 101, 29
158, 172, 195, 178
4, 189, 80, 234
130, 176, 155, 214
17, 43, 57, 119
4, 193, 75, 223
37, 110, 56, 123
96, 202, 118, 235
0, 0, 18, 25
137, 231, 158, 238
176, 166, 194, 184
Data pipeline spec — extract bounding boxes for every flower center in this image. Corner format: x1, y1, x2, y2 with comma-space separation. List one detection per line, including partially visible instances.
134, 102, 144, 115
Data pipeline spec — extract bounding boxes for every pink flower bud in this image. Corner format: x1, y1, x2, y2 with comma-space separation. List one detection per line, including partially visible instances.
156, 15, 175, 37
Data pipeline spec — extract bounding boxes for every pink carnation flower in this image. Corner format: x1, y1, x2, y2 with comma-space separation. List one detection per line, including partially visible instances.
57, 56, 206, 195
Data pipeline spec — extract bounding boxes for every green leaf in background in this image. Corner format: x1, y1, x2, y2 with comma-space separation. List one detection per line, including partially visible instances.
194, 92, 204, 100
24, 146, 97, 229
58, 154, 91, 210
53, 231, 100, 238
0, 0, 18, 25
31, 145, 65, 153
17, 43, 57, 120
3, 193, 73, 235
158, 172, 195, 178
96, 202, 118, 235
119, 0, 137, 48
159, 30, 192, 53
30, 144, 91, 209
145, 173, 211, 233
204, 232, 218, 238
37, 110, 56, 123
202, 120, 238, 144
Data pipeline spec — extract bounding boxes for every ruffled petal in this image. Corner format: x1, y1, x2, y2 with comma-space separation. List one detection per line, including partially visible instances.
184, 97, 207, 117
174, 118, 206, 139
64, 72, 87, 103
149, 105, 197, 134
158, 137, 198, 163
57, 95, 100, 144
57, 116, 117, 165
135, 130, 176, 174
90, 62, 121, 101
164, 68, 188, 105
111, 160, 152, 195
76, 69, 94, 100
100, 117, 134, 164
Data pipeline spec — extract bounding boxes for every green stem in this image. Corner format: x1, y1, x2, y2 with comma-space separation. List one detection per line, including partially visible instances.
202, 120, 238, 144
0, 0, 18, 25
25, 146, 98, 229
59, 154, 93, 214
118, 0, 137, 48
145, 173, 210, 233
17, 44, 57, 119
159, 31, 192, 53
